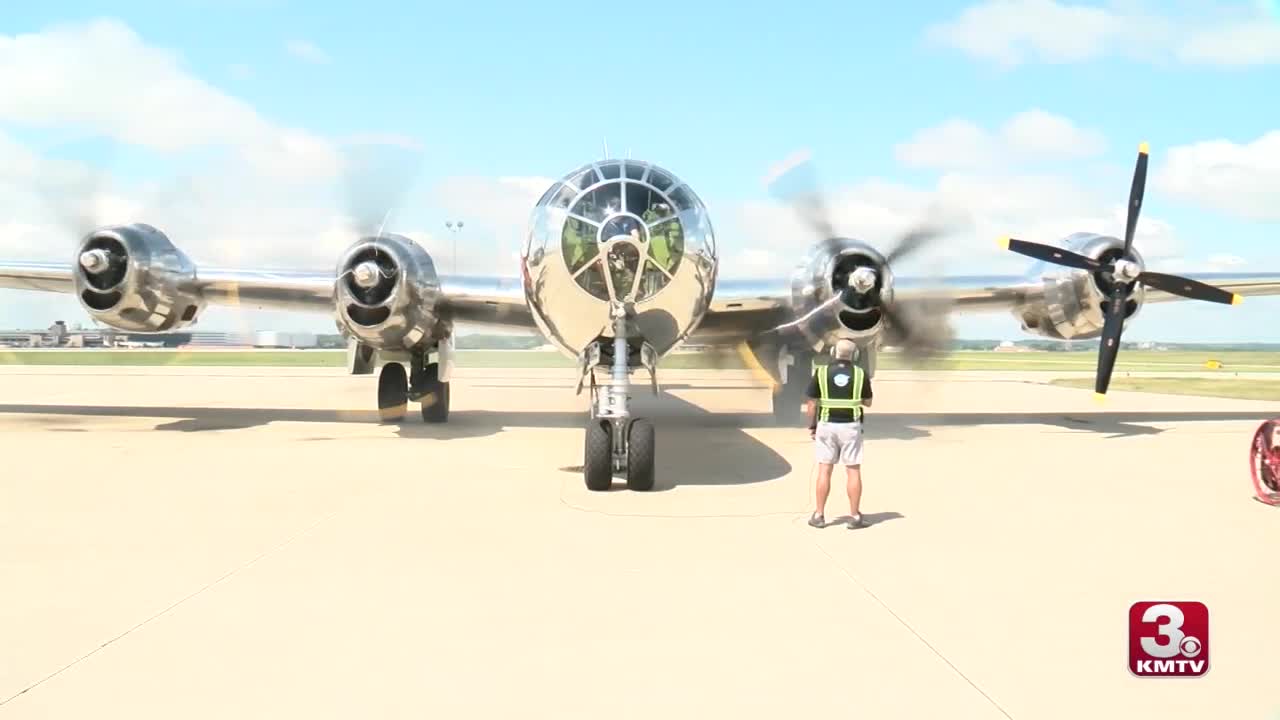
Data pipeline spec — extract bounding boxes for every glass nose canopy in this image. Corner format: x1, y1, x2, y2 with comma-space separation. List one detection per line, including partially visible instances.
558, 161, 689, 302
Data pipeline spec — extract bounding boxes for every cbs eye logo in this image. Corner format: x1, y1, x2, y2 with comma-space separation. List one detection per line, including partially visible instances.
1128, 601, 1209, 678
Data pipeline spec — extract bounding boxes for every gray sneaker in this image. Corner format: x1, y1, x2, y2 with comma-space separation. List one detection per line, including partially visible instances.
847, 514, 867, 529
808, 513, 825, 528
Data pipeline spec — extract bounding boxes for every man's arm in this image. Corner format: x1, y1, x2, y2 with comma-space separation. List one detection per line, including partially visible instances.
805, 374, 820, 432
862, 375, 873, 408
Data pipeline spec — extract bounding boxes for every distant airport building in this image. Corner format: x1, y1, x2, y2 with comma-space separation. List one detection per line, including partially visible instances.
253, 331, 319, 348
0, 320, 341, 349
185, 332, 253, 347
993, 340, 1034, 352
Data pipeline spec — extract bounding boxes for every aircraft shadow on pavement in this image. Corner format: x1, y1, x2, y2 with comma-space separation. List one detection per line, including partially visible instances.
3, 401, 1271, 486
860, 411, 1273, 440
0, 390, 797, 488
2, 402, 1267, 439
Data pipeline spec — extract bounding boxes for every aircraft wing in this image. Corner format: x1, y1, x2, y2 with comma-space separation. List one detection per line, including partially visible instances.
692, 273, 1035, 344
5, 257, 1280, 342
0, 260, 537, 329
693, 270, 1280, 344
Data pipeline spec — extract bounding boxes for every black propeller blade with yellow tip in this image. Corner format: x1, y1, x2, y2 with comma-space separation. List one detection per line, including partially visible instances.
998, 142, 1243, 401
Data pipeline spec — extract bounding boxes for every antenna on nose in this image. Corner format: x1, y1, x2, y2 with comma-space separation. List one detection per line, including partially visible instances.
602, 136, 610, 159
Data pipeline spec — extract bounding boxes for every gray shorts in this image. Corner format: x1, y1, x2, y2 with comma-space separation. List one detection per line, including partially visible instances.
814, 421, 864, 466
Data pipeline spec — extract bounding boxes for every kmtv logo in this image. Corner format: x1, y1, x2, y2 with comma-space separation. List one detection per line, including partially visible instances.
1128, 601, 1209, 677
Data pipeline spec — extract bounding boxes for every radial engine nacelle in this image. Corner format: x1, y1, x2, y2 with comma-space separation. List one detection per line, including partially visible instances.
787, 237, 894, 352
333, 234, 445, 352
1015, 232, 1148, 340
72, 223, 206, 332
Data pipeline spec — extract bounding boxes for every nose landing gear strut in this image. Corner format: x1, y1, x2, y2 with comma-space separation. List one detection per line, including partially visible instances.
579, 302, 658, 492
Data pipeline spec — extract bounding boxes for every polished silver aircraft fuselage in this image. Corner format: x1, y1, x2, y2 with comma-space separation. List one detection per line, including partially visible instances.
520, 159, 718, 358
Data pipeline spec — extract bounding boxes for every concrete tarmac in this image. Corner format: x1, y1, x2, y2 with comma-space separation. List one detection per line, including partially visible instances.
1, 366, 1278, 719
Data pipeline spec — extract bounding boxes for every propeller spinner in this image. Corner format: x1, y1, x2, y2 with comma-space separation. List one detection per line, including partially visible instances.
998, 142, 1243, 401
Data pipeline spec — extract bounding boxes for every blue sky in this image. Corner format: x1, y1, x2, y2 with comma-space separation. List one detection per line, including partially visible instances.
1, 1, 1277, 341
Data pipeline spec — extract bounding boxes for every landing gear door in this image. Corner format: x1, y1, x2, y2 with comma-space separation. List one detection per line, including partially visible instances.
347, 339, 376, 375
436, 336, 455, 383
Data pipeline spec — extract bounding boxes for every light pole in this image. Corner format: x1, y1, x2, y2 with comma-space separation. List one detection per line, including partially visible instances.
445, 220, 464, 274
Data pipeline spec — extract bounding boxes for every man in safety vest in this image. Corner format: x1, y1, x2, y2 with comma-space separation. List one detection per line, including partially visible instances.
805, 338, 873, 529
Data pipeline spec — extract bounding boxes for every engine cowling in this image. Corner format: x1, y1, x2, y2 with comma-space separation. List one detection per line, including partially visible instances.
787, 237, 894, 351
333, 234, 444, 352
72, 224, 206, 332
1015, 232, 1147, 340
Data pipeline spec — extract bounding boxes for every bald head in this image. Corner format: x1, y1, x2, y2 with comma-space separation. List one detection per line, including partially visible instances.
834, 339, 857, 360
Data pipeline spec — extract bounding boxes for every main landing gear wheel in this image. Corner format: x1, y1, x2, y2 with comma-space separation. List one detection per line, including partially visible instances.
417, 362, 450, 423
378, 362, 408, 423
584, 419, 613, 491
625, 418, 656, 491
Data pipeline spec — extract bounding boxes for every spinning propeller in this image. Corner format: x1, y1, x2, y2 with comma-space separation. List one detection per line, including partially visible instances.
766, 150, 954, 361
31, 146, 196, 291
337, 141, 425, 296
998, 142, 1243, 401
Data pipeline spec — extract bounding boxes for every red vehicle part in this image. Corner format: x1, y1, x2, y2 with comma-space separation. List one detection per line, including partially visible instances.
1250, 420, 1280, 506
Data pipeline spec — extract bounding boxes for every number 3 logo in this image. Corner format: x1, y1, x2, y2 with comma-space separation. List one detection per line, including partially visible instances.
1140, 603, 1186, 659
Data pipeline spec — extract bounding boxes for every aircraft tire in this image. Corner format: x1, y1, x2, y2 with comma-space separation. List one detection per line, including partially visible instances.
625, 418, 656, 492
418, 362, 450, 423
378, 362, 409, 423
584, 419, 613, 491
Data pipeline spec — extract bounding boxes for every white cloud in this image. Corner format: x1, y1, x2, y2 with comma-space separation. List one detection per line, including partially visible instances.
0, 21, 456, 332
926, 0, 1279, 67
896, 109, 1107, 170
1002, 109, 1108, 157
1154, 130, 1280, 221
924, 0, 1129, 66
893, 120, 995, 170
285, 40, 330, 64
721, 118, 1181, 279
0, 20, 340, 180
431, 174, 556, 261
1177, 20, 1280, 66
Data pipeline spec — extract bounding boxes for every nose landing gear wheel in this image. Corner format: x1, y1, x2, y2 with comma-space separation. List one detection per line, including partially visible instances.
378, 362, 409, 423
584, 419, 613, 491
625, 418, 656, 491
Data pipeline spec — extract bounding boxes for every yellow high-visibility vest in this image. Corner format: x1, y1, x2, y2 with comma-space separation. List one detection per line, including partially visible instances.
815, 362, 864, 422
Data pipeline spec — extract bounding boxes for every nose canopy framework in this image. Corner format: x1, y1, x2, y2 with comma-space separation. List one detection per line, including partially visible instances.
542, 160, 698, 304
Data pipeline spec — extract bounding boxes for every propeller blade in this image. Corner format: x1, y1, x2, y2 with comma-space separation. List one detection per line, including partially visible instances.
1138, 271, 1242, 305
34, 143, 119, 238
763, 150, 837, 243
1122, 142, 1149, 256
882, 298, 952, 363
341, 140, 425, 237
1094, 284, 1130, 399
998, 237, 1101, 271
884, 223, 945, 265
